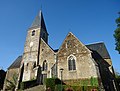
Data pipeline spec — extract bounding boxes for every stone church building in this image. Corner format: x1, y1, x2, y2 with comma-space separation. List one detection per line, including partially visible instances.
3, 11, 117, 91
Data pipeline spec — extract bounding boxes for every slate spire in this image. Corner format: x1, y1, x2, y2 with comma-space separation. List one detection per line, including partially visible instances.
30, 10, 47, 31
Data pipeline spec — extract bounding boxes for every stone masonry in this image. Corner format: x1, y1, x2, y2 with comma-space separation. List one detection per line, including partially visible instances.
3, 10, 117, 91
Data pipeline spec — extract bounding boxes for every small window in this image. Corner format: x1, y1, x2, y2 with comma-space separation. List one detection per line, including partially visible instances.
27, 63, 29, 66
67, 40, 70, 45
33, 62, 36, 68
67, 40, 72, 48
32, 30, 35, 36
43, 60, 47, 71
25, 63, 29, 71
68, 56, 76, 71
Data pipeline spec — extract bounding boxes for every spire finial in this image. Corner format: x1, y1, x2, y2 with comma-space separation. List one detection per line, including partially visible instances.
40, 0, 42, 11
40, 4, 42, 11
39, 10, 42, 16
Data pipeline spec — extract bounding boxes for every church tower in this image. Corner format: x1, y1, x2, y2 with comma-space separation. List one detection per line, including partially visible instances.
22, 11, 48, 81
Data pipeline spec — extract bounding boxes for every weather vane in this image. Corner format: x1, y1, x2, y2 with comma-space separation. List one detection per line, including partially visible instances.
41, 4, 42, 11
40, 0, 42, 11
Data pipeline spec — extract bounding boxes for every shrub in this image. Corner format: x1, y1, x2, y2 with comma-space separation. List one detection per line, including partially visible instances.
20, 82, 24, 90
20, 79, 37, 90
90, 77, 98, 86
62, 85, 98, 91
46, 78, 99, 91
45, 78, 56, 91
45, 78, 62, 91
55, 84, 63, 91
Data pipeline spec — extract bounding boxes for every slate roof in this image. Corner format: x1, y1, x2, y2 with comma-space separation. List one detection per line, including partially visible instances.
8, 56, 22, 70
7, 43, 110, 70
86, 42, 110, 59
53, 42, 110, 59
30, 10, 47, 33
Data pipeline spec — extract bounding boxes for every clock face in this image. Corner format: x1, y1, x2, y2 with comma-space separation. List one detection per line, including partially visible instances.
30, 42, 33, 47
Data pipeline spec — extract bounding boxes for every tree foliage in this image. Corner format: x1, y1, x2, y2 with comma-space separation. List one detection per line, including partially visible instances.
115, 71, 120, 78
114, 12, 120, 53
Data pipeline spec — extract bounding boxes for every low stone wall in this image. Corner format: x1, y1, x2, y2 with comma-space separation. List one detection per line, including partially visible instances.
23, 85, 46, 91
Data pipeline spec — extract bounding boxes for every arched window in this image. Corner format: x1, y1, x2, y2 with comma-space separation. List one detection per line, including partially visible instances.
68, 56, 76, 70
43, 60, 47, 71
33, 62, 36, 69
32, 30, 35, 36
25, 63, 29, 71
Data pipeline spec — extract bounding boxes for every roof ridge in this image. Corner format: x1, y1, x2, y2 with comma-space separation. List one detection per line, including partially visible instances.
29, 10, 47, 33
86, 41, 104, 46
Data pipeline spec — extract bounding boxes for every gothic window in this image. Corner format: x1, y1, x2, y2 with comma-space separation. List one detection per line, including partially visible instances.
43, 60, 47, 71
68, 56, 76, 71
33, 62, 36, 68
27, 63, 29, 66
32, 30, 35, 36
25, 63, 29, 71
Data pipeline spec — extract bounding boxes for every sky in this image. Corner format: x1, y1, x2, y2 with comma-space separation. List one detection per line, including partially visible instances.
0, 0, 120, 73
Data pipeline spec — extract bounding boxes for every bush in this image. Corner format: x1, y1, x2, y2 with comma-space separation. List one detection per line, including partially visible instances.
45, 78, 62, 91
61, 85, 98, 91
45, 78, 56, 91
20, 82, 24, 90
20, 79, 37, 90
90, 77, 98, 86
46, 78, 99, 91
55, 84, 63, 91
64, 78, 98, 86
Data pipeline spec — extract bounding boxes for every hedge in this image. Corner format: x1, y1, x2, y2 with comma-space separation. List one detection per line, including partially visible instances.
45, 78, 99, 91
64, 77, 98, 86
55, 85, 99, 91
20, 79, 37, 90
45, 78, 62, 91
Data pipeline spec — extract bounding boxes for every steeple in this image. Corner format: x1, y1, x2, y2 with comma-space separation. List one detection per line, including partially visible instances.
30, 10, 47, 32
29, 10, 48, 43
22, 10, 49, 82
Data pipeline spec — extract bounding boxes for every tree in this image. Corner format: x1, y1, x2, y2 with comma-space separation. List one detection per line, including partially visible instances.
5, 73, 18, 91
115, 71, 120, 90
114, 12, 120, 53
115, 71, 120, 78
0, 69, 6, 90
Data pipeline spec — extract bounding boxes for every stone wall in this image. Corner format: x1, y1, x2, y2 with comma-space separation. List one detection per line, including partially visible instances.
24, 28, 40, 53
57, 32, 98, 81
3, 68, 20, 90
39, 39, 55, 78
23, 85, 46, 91
22, 27, 41, 82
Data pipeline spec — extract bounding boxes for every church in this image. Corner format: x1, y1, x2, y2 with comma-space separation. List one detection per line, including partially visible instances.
3, 11, 117, 91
